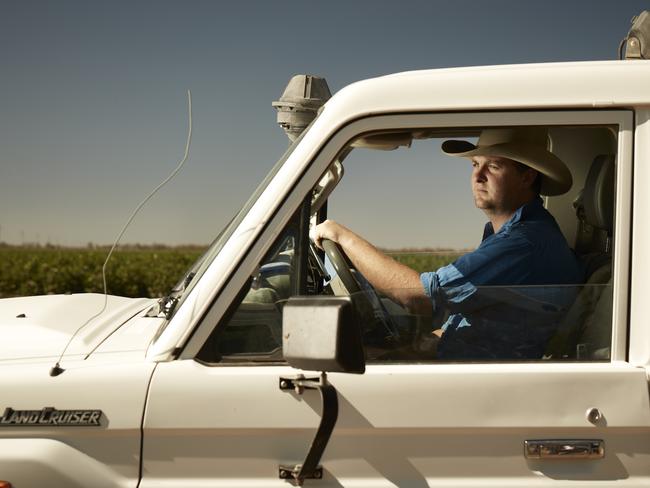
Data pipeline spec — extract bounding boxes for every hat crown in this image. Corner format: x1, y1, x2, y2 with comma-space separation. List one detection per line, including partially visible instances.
478, 127, 548, 149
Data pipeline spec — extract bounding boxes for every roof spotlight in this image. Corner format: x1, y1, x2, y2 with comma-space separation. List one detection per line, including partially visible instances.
273, 75, 331, 142
621, 10, 650, 59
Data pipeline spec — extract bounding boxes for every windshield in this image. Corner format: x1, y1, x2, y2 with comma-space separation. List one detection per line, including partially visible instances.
164, 123, 313, 321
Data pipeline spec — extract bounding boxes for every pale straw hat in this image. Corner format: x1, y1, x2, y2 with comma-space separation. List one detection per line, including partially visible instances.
441, 127, 572, 196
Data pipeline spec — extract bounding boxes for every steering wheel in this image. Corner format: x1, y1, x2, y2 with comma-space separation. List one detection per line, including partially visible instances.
321, 239, 362, 296
318, 239, 402, 349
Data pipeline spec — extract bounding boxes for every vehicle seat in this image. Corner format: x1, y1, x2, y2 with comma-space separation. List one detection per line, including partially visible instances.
574, 154, 615, 257
545, 154, 615, 359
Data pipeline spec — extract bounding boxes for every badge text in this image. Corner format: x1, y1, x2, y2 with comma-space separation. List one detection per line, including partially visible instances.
0, 407, 103, 427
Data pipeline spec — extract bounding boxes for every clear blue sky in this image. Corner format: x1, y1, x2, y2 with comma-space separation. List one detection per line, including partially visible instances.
1, 0, 647, 247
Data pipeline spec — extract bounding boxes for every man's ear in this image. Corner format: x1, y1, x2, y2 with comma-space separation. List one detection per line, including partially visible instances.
521, 168, 539, 189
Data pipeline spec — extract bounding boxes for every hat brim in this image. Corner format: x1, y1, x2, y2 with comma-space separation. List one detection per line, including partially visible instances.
442, 140, 572, 196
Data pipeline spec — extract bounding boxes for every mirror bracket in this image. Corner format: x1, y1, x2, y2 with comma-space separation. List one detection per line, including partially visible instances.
278, 372, 338, 485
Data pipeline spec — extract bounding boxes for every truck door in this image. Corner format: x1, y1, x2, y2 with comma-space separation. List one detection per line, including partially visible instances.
141, 110, 650, 487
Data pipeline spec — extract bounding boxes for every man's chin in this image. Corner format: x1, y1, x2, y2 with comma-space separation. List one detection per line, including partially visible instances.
473, 197, 493, 210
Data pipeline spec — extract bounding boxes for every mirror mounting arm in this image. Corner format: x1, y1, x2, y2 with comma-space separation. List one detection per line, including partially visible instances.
278, 372, 338, 485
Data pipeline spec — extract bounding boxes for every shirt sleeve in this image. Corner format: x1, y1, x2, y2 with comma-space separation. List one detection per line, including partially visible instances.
420, 230, 535, 314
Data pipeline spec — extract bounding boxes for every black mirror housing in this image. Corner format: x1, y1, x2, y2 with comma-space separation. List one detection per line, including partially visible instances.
282, 296, 365, 374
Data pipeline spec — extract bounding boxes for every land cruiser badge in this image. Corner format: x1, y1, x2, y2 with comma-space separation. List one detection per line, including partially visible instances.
0, 407, 103, 427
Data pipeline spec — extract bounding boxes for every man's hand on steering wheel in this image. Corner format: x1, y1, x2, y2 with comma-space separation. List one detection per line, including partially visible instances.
310, 219, 364, 296
309, 219, 344, 250
310, 221, 401, 347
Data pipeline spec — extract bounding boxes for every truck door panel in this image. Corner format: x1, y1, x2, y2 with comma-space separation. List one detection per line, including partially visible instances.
142, 361, 650, 487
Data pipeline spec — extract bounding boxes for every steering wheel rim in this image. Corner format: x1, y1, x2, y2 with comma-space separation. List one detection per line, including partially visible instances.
321, 239, 362, 295
314, 239, 436, 360
318, 239, 403, 348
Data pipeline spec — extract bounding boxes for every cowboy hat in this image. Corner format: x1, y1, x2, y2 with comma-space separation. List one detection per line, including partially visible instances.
441, 127, 572, 196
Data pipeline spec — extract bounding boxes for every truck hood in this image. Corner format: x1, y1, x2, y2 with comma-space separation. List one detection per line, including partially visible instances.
0, 294, 156, 362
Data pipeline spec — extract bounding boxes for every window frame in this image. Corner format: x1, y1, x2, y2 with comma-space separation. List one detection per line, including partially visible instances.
180, 109, 633, 365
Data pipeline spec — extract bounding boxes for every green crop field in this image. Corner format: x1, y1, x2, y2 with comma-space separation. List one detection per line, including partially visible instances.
0, 245, 461, 299
387, 251, 462, 274
0, 246, 204, 299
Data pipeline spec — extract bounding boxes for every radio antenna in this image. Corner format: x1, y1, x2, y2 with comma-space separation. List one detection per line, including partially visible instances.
50, 90, 193, 376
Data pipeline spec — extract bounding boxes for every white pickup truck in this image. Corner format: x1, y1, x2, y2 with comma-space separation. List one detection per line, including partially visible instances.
2, 13, 650, 488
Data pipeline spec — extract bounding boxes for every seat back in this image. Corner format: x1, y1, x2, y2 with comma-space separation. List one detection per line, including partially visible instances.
573, 154, 615, 257
545, 154, 615, 359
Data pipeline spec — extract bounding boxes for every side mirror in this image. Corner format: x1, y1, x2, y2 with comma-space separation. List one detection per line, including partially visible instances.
282, 296, 365, 374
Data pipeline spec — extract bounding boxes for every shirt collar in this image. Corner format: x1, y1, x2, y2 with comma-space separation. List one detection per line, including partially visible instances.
481, 197, 544, 241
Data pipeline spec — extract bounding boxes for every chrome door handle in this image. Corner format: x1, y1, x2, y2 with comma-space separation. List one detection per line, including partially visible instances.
525, 440, 604, 460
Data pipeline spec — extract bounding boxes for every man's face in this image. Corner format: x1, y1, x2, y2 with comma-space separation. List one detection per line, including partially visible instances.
471, 156, 534, 214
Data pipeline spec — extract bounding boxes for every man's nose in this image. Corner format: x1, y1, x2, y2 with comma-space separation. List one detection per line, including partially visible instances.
473, 164, 487, 181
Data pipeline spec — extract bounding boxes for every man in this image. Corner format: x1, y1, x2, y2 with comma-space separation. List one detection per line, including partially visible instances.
311, 127, 585, 359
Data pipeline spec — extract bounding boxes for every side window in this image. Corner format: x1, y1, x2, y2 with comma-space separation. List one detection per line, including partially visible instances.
197, 216, 301, 363
324, 125, 617, 362
198, 122, 620, 365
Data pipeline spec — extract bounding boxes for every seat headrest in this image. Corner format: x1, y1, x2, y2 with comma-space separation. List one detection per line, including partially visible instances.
575, 155, 615, 232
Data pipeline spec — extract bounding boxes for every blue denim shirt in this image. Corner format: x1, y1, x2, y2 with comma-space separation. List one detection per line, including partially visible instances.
420, 197, 584, 360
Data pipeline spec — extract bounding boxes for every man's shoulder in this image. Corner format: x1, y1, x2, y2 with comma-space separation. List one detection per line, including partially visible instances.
511, 203, 565, 239
506, 219, 570, 256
